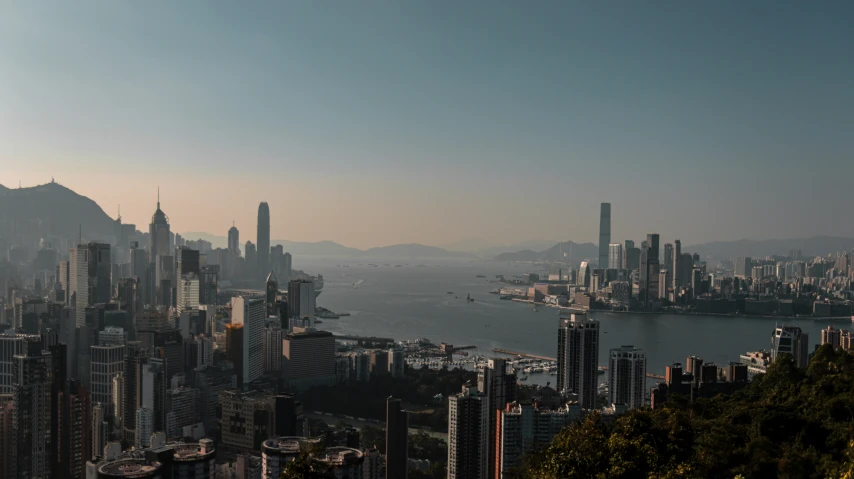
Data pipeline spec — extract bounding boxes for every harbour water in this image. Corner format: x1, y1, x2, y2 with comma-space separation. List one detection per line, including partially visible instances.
296, 258, 849, 385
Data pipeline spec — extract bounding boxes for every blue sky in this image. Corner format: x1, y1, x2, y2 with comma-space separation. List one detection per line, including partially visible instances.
1, 1, 852, 248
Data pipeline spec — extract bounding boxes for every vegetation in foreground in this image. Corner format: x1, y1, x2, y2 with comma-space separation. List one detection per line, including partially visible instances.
523, 345, 854, 479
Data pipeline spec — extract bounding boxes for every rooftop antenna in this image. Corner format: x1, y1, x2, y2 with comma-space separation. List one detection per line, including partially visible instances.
79, 224, 82, 245
157, 186, 161, 209
118, 204, 121, 222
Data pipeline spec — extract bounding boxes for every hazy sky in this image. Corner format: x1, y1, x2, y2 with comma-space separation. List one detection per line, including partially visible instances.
1, 1, 852, 249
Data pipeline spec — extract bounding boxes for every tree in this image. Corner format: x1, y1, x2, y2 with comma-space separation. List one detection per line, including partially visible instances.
280, 453, 333, 479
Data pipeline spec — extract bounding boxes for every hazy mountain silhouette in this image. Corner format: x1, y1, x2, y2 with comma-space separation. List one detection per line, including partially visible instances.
181, 233, 470, 258
685, 236, 854, 260
440, 238, 558, 256
494, 241, 598, 264
362, 243, 473, 258
0, 181, 118, 241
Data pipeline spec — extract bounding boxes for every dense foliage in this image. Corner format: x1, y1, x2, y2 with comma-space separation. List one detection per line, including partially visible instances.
524, 345, 854, 479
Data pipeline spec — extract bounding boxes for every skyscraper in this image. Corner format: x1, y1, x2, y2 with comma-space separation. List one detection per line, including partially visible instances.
232, 295, 266, 386
287, 279, 316, 328
57, 379, 91, 478
478, 358, 516, 479
598, 203, 611, 269
257, 202, 270, 278
640, 234, 660, 307
557, 313, 599, 409
228, 223, 240, 256
149, 189, 171, 264
447, 384, 488, 479
663, 243, 674, 278
608, 346, 646, 409
386, 397, 409, 479
11, 340, 52, 478
673, 240, 682, 290
735, 257, 752, 278
90, 343, 125, 422
772, 326, 810, 368
266, 271, 278, 317
608, 243, 623, 270
283, 252, 293, 279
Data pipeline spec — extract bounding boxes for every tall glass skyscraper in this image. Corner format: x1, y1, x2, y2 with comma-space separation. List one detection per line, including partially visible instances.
257, 202, 270, 277
598, 203, 611, 269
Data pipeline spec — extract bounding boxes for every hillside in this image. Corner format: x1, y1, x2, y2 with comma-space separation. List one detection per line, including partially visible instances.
0, 181, 117, 241
524, 346, 854, 478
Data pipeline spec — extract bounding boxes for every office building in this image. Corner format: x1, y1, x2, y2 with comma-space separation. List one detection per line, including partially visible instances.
672, 240, 682, 289
141, 357, 168, 433
663, 243, 674, 278
232, 295, 266, 386
608, 243, 623, 270
225, 323, 244, 387
822, 326, 843, 350
91, 402, 108, 460
57, 379, 91, 479
771, 326, 810, 368
478, 358, 516, 479
608, 346, 646, 409
10, 341, 52, 479
136, 407, 153, 449
149, 190, 171, 264
166, 387, 200, 438
257, 202, 271, 277
266, 271, 278, 316
495, 402, 580, 478
99, 326, 126, 346
219, 390, 275, 450
735, 257, 752, 279
370, 350, 389, 377
0, 397, 11, 479
283, 252, 293, 279
282, 329, 336, 390
448, 384, 488, 479
388, 349, 405, 379
228, 223, 240, 256
177, 273, 200, 316
639, 234, 660, 307
577, 261, 590, 288
557, 313, 599, 409
598, 203, 611, 269
386, 397, 409, 479
287, 279, 316, 327
263, 325, 284, 373
0, 334, 38, 394
90, 344, 125, 422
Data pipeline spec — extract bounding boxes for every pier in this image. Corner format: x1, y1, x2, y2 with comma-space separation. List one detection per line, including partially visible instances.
492, 348, 556, 361
493, 349, 665, 380
334, 334, 395, 347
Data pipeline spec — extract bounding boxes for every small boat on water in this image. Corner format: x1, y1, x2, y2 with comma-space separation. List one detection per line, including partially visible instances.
532, 307, 538, 312
447, 292, 454, 294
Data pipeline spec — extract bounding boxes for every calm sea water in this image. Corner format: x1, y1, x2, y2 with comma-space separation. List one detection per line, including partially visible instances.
295, 258, 849, 383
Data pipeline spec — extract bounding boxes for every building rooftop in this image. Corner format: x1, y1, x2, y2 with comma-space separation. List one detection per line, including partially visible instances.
316, 447, 364, 466
98, 458, 162, 477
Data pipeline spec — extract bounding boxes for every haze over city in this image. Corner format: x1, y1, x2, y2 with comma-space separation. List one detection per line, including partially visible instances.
2, 1, 852, 249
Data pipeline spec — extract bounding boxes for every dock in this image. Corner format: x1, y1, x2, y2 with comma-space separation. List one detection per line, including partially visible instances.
334, 334, 394, 347
493, 349, 665, 380
492, 348, 556, 361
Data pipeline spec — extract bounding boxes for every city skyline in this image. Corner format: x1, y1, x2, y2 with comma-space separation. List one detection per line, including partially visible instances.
2, 1, 853, 248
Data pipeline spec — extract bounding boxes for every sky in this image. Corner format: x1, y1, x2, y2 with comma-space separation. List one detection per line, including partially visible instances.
1, 1, 852, 249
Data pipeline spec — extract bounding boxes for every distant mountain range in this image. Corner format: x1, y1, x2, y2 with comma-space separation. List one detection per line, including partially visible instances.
685, 236, 854, 260
491, 236, 854, 264
0, 181, 118, 241
493, 241, 599, 264
4, 182, 852, 261
181, 233, 474, 259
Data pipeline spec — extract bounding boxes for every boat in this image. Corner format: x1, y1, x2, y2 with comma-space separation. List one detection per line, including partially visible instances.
476, 275, 486, 278
447, 292, 454, 294
532, 307, 538, 312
